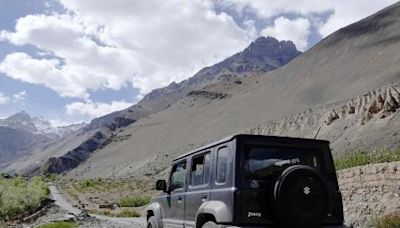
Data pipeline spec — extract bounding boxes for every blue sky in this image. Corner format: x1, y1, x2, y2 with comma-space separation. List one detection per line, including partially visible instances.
0, 0, 397, 125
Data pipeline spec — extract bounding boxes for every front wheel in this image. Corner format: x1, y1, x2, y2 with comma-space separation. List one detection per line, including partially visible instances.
147, 216, 157, 228
202, 221, 222, 228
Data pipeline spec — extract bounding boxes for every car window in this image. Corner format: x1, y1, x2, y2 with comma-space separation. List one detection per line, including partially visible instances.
216, 147, 230, 183
190, 153, 211, 186
170, 162, 186, 191
244, 146, 323, 180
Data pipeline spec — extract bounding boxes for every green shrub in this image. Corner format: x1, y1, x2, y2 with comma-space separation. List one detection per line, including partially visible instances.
114, 209, 141, 217
0, 176, 49, 221
119, 195, 150, 207
38, 221, 78, 228
373, 212, 400, 228
77, 178, 103, 189
42, 173, 61, 183
335, 148, 400, 170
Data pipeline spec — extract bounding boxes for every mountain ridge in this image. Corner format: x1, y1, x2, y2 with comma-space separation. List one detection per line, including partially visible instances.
0, 111, 86, 167
86, 36, 301, 131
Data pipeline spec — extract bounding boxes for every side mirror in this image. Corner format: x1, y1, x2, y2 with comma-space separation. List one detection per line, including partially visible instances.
156, 180, 167, 192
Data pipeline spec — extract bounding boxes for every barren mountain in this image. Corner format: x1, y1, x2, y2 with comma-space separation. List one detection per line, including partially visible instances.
59, 2, 400, 179
0, 112, 86, 169
3, 37, 301, 174
87, 36, 301, 130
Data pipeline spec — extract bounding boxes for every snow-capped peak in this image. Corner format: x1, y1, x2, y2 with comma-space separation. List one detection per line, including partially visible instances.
0, 111, 87, 138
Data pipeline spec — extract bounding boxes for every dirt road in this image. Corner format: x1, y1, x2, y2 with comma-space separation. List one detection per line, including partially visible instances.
49, 185, 146, 227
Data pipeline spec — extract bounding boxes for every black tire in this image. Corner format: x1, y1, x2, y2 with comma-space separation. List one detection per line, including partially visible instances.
202, 221, 222, 228
274, 165, 329, 227
147, 216, 157, 228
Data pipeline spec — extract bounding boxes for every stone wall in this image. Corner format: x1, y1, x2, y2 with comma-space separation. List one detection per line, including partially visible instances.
337, 162, 400, 227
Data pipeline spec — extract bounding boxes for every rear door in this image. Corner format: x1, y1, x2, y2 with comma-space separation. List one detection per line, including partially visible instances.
210, 144, 236, 213
164, 160, 187, 227
185, 151, 213, 224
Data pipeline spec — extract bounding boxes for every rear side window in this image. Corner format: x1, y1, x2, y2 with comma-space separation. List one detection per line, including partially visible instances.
216, 147, 231, 183
190, 153, 211, 186
170, 162, 186, 191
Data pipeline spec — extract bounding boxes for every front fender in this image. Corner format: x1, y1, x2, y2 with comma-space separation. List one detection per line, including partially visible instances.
146, 202, 163, 228
196, 201, 232, 224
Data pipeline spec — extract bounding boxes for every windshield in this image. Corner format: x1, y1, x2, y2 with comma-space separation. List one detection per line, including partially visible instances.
244, 145, 322, 179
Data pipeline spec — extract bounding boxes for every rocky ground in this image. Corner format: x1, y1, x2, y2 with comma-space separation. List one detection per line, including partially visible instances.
57, 178, 155, 217
7, 205, 145, 228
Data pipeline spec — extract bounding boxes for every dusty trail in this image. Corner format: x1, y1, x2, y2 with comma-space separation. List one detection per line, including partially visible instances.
49, 185, 146, 227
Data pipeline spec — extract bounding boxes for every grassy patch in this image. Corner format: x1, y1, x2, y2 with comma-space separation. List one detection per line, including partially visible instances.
373, 211, 400, 228
89, 209, 141, 217
77, 178, 104, 190
335, 148, 400, 170
37, 221, 78, 228
0, 176, 49, 221
119, 195, 150, 207
64, 178, 155, 209
42, 173, 62, 183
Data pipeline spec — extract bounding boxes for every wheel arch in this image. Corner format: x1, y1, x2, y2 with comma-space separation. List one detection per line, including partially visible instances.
195, 201, 232, 227
146, 202, 163, 228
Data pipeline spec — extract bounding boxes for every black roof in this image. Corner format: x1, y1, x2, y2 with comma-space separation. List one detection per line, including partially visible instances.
173, 134, 329, 161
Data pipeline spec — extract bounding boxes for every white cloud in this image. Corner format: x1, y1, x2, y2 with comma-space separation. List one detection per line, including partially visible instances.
0, 91, 27, 105
0, 0, 252, 99
221, 0, 398, 37
218, 0, 332, 18
12, 90, 26, 103
0, 52, 91, 99
261, 17, 311, 51
318, 0, 398, 37
66, 100, 133, 119
0, 93, 10, 105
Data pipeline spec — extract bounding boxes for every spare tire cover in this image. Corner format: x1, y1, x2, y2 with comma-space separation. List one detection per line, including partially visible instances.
274, 165, 329, 227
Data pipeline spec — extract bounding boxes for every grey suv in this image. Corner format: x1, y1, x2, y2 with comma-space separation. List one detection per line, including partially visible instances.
146, 135, 346, 228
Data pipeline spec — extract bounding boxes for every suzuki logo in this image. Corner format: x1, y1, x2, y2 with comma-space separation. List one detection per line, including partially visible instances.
303, 186, 311, 195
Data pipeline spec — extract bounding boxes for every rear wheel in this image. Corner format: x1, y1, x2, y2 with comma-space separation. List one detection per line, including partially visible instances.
147, 216, 157, 228
202, 221, 222, 228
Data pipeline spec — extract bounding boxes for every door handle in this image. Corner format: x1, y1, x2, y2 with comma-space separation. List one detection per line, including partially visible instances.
177, 196, 183, 202
201, 195, 208, 202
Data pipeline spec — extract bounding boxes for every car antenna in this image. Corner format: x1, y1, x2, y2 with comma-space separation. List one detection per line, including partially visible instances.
314, 126, 322, 140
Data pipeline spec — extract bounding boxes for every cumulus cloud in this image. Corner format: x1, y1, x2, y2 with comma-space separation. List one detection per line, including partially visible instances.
66, 100, 133, 119
0, 52, 90, 98
221, 0, 398, 37
318, 0, 398, 37
218, 0, 332, 18
0, 0, 252, 99
261, 17, 311, 51
0, 90, 27, 105
12, 90, 26, 103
